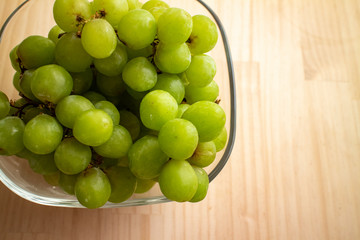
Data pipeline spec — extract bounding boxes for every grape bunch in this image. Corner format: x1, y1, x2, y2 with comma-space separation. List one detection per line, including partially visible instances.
0, 0, 228, 209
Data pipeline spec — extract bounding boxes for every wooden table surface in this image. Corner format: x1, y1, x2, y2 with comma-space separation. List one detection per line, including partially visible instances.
1, 0, 360, 239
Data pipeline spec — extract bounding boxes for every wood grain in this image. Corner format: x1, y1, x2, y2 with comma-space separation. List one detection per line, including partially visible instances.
1, 0, 360, 239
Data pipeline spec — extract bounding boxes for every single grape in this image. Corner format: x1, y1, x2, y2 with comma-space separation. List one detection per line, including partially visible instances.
82, 91, 107, 105
122, 57, 157, 92
94, 43, 128, 77
75, 167, 111, 209
213, 127, 227, 152
140, 90, 178, 131
55, 138, 92, 175
154, 42, 191, 74
157, 8, 192, 44
55, 95, 95, 128
142, 0, 169, 10
31, 64, 73, 104
92, 0, 129, 29
0, 117, 25, 155
159, 159, 198, 202
81, 19, 117, 59
93, 125, 132, 158
187, 141, 216, 168
48, 25, 65, 44
182, 101, 225, 142
126, 44, 153, 60
151, 73, 185, 104
158, 118, 198, 160
134, 178, 156, 193
185, 80, 219, 104
13, 72, 21, 92
19, 69, 39, 101
43, 171, 60, 186
189, 166, 209, 202
9, 45, 21, 72
73, 109, 113, 146
17, 35, 55, 69
59, 172, 79, 195
106, 166, 137, 203
128, 135, 168, 179
70, 69, 93, 94
26, 151, 59, 175
0, 91, 10, 119
119, 110, 141, 141
96, 73, 126, 97
188, 15, 218, 55
23, 114, 63, 155
185, 54, 216, 87
55, 32, 93, 73
53, 0, 92, 32
117, 9, 157, 50
176, 103, 190, 118
94, 101, 120, 125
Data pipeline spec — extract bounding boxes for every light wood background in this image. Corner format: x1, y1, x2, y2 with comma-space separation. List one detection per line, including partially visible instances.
1, 0, 360, 239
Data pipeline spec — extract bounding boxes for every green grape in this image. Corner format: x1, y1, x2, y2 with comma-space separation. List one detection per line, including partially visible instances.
100, 157, 119, 169
189, 166, 209, 202
0, 117, 25, 155
185, 80, 219, 104
188, 15, 218, 55
13, 72, 21, 92
185, 54, 216, 87
122, 57, 157, 92
126, 44, 153, 60
81, 19, 117, 59
9, 45, 21, 72
55, 95, 95, 128
159, 159, 198, 202
117, 9, 157, 50
19, 69, 39, 101
26, 151, 58, 175
154, 42, 191, 74
94, 101, 120, 125
187, 141, 216, 168
182, 101, 225, 142
157, 8, 192, 44
158, 118, 198, 160
128, 135, 168, 179
93, 125, 132, 158
106, 166, 137, 203
176, 103, 189, 118
17, 35, 55, 69
94, 43, 128, 77
55, 138, 92, 175
82, 91, 107, 105
0, 91, 10, 119
151, 73, 185, 104
213, 127, 227, 152
70, 69, 93, 94
22, 107, 48, 124
127, 0, 142, 10
43, 171, 60, 186
119, 110, 141, 141
142, 0, 169, 11
92, 0, 129, 29
48, 25, 65, 44
75, 167, 111, 209
31, 64, 73, 104
53, 0, 92, 32
148, 7, 167, 22
59, 172, 79, 195
178, 71, 189, 86
55, 32, 93, 73
23, 114, 63, 155
134, 178, 156, 193
140, 90, 178, 131
96, 73, 126, 97
73, 109, 113, 146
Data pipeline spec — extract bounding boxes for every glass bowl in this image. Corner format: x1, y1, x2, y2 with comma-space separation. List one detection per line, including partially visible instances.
0, 0, 236, 208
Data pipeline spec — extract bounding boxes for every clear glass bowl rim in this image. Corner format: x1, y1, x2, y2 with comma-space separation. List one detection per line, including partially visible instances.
0, 0, 237, 208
